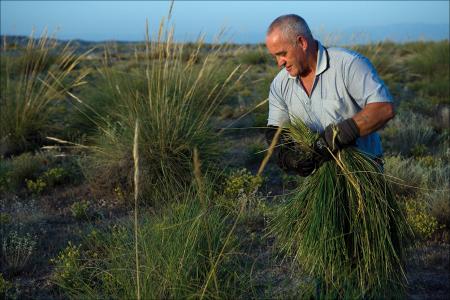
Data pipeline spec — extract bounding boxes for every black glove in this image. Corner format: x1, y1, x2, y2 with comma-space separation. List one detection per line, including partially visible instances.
294, 158, 317, 177
313, 118, 360, 162
265, 126, 317, 177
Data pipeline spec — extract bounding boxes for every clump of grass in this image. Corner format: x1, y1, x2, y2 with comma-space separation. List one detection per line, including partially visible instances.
73, 21, 247, 205
52, 184, 249, 299
270, 118, 410, 298
0, 31, 89, 156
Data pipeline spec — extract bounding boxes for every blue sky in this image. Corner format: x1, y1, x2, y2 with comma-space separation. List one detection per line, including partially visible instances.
1, 1, 449, 44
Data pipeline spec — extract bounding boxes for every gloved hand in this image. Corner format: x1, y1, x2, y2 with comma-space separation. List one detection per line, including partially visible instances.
294, 157, 317, 177
313, 118, 360, 162
265, 126, 317, 177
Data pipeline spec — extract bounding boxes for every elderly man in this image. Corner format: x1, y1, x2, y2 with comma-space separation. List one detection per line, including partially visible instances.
265, 14, 394, 176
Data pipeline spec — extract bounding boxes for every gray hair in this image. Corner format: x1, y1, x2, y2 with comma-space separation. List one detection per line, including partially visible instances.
267, 14, 313, 42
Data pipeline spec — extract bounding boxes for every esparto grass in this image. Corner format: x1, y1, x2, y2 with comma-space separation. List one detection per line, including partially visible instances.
270, 118, 411, 298
72, 21, 248, 204
0, 31, 89, 156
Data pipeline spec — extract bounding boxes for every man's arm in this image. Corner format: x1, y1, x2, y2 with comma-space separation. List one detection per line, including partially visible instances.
352, 102, 395, 136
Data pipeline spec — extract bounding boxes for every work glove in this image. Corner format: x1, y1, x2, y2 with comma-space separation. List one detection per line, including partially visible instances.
265, 126, 318, 177
312, 118, 360, 163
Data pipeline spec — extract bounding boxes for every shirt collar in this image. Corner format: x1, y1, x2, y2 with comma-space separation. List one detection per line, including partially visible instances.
287, 40, 328, 80
315, 40, 328, 76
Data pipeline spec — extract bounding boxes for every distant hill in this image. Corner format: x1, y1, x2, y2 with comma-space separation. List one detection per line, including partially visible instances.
2, 22, 449, 46
336, 23, 449, 45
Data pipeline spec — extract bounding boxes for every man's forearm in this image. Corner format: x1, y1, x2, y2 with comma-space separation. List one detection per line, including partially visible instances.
352, 102, 395, 136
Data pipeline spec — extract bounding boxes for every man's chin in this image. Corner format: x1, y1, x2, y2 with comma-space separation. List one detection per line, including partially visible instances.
287, 69, 298, 77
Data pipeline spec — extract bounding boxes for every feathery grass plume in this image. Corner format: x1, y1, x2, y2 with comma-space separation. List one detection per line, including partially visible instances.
74, 20, 248, 205
0, 31, 89, 156
270, 117, 411, 298
132, 119, 140, 300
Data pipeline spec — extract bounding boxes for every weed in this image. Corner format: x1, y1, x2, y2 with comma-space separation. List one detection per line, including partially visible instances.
1, 224, 37, 275
70, 200, 90, 220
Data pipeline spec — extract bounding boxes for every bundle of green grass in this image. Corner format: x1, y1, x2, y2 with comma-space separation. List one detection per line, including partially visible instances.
271, 118, 411, 299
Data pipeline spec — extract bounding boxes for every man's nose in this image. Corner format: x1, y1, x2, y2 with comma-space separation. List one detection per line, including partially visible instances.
277, 58, 286, 68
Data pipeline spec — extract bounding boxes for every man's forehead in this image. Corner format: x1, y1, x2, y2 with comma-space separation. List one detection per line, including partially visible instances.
266, 28, 284, 42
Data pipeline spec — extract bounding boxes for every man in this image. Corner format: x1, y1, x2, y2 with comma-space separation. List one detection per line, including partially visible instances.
265, 14, 394, 176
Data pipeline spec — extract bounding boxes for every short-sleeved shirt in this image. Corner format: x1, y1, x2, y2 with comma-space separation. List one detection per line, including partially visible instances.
267, 40, 393, 158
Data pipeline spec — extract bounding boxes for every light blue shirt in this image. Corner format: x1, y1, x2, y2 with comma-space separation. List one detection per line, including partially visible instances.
267, 40, 393, 158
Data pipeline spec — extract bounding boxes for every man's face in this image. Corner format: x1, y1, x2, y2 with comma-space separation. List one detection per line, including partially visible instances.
265, 29, 307, 77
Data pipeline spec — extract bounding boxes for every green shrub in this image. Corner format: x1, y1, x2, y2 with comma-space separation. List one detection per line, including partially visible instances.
222, 168, 263, 199
405, 199, 441, 240
0, 32, 88, 156
25, 178, 47, 195
42, 167, 68, 187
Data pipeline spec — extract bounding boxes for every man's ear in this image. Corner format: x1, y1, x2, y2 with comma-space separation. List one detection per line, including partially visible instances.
297, 35, 308, 51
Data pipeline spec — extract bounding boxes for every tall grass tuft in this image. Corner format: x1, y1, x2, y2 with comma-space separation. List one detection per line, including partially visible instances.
52, 183, 249, 299
75, 21, 247, 204
0, 31, 89, 156
270, 118, 411, 298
